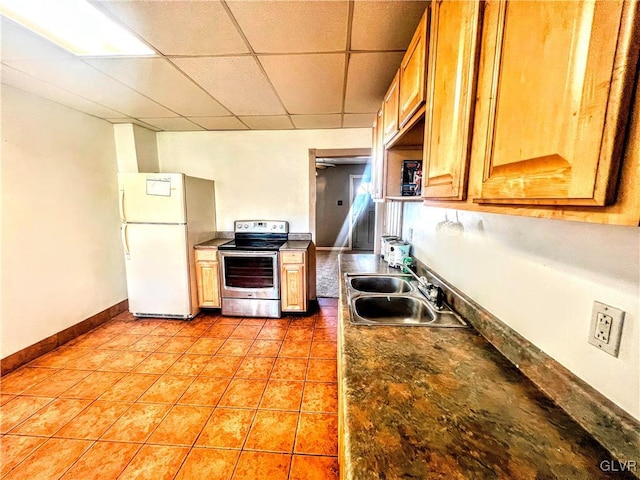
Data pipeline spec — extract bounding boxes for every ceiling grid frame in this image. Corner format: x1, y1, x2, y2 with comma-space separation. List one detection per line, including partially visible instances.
0, 0, 429, 131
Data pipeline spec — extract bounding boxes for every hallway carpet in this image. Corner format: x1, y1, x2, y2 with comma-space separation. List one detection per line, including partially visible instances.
315, 250, 373, 298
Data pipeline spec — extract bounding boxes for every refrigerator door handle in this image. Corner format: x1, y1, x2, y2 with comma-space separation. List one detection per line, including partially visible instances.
122, 223, 130, 259
119, 188, 126, 223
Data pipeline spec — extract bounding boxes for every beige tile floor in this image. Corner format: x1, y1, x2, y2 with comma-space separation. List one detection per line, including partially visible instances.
0, 298, 340, 480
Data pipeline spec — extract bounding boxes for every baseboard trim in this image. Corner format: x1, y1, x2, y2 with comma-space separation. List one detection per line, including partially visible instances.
414, 260, 640, 469
0, 299, 129, 376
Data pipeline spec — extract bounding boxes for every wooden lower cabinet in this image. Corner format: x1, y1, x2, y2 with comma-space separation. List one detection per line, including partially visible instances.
195, 248, 221, 308
280, 250, 307, 312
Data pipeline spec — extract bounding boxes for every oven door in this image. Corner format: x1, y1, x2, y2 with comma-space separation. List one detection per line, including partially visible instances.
219, 251, 279, 300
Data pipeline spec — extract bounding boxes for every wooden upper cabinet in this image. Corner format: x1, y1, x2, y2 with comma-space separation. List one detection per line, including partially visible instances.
422, 0, 483, 200
382, 71, 400, 144
398, 9, 429, 127
474, 0, 639, 206
371, 109, 385, 200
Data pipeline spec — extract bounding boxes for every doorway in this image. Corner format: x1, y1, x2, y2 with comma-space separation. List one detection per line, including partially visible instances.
349, 174, 375, 250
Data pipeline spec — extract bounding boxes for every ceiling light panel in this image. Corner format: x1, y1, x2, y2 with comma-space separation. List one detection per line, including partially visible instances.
0, 0, 154, 56
345, 52, 404, 113
260, 53, 345, 114
351, 1, 427, 51
94, 0, 248, 56
227, 1, 349, 54
0, 18, 74, 61
86, 57, 230, 117
172, 56, 285, 116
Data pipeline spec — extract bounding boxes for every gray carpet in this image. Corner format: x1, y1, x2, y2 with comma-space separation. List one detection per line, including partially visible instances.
316, 250, 372, 298
316, 250, 340, 298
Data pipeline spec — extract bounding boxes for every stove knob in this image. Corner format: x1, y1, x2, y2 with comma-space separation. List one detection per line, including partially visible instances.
243, 224, 249, 229
279, 225, 284, 230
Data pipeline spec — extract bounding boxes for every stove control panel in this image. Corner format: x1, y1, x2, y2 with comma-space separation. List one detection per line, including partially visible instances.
234, 220, 289, 234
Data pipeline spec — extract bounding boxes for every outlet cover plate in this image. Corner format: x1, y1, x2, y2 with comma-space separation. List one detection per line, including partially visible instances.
588, 301, 625, 357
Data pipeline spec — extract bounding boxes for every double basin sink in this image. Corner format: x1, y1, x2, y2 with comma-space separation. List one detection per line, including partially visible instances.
345, 273, 467, 328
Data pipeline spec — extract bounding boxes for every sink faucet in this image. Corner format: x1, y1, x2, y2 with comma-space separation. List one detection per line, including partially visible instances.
422, 284, 444, 310
401, 264, 444, 310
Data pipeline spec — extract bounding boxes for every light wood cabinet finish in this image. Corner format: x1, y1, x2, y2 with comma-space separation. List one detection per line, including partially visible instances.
371, 109, 385, 200
474, 0, 638, 206
422, 0, 482, 200
280, 249, 307, 312
382, 71, 400, 144
195, 248, 220, 308
399, 9, 429, 127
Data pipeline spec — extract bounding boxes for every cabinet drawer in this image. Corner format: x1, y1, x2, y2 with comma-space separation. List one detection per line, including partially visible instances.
281, 251, 304, 264
195, 249, 218, 262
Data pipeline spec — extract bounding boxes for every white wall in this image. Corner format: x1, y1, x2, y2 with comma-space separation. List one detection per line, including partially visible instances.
113, 123, 159, 173
402, 203, 640, 419
156, 129, 371, 232
1, 86, 127, 358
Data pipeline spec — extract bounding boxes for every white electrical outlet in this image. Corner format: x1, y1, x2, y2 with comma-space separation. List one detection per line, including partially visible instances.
588, 302, 625, 357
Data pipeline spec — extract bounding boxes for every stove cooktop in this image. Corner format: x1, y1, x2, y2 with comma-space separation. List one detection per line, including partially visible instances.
217, 238, 287, 251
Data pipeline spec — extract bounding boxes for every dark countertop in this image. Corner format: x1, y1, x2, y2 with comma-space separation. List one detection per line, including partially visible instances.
194, 238, 231, 249
338, 253, 633, 480
280, 240, 311, 250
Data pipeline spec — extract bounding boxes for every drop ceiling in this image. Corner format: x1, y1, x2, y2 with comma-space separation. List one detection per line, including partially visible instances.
0, 0, 427, 131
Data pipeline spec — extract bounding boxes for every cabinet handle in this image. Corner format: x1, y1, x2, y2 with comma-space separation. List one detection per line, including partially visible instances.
121, 223, 130, 259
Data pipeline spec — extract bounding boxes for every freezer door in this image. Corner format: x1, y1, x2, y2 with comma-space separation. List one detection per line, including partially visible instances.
123, 223, 193, 318
118, 173, 186, 224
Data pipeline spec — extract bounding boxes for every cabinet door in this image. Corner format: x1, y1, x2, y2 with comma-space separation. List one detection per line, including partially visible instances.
281, 260, 306, 312
371, 108, 385, 200
422, 0, 482, 200
475, 0, 638, 206
382, 71, 400, 144
399, 9, 429, 127
196, 261, 220, 308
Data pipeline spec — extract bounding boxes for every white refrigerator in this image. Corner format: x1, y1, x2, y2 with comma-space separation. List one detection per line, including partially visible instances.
118, 173, 216, 319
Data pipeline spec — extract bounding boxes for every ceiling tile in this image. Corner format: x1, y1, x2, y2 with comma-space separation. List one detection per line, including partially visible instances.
94, 0, 249, 55
260, 54, 345, 114
188, 117, 248, 131
292, 114, 342, 129
1, 65, 124, 118
345, 52, 404, 113
343, 113, 376, 128
86, 57, 229, 116
227, 1, 349, 53
351, 1, 428, 51
4, 58, 175, 118
138, 117, 204, 131
172, 56, 285, 116
239, 115, 294, 130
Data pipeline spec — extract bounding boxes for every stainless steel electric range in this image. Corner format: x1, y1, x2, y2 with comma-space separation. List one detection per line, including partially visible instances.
218, 220, 289, 318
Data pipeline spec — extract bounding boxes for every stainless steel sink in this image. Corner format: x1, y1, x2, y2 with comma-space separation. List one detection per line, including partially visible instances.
348, 274, 413, 294
351, 295, 433, 325
344, 273, 467, 328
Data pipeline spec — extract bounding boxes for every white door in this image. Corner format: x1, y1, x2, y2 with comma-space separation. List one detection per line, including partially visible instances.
123, 223, 192, 317
119, 173, 186, 224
